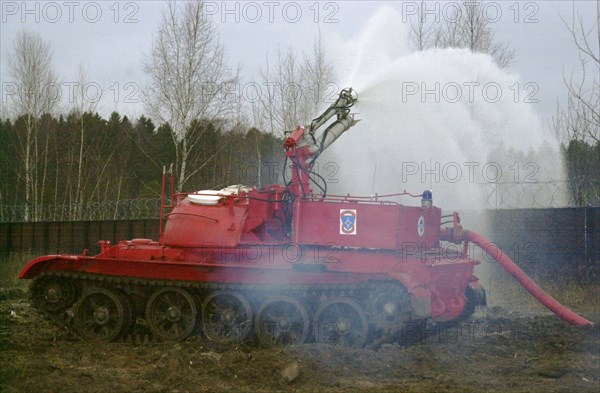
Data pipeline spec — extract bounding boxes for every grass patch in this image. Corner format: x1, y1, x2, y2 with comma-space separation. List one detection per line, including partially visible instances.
481, 259, 600, 312
0, 251, 37, 290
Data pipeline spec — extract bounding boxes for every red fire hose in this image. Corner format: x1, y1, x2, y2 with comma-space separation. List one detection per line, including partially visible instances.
463, 230, 592, 326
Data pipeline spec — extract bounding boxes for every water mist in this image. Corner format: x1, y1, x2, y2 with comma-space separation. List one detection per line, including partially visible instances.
322, 6, 566, 310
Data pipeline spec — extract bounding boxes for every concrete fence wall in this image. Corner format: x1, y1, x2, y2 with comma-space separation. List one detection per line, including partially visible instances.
0, 220, 160, 256
461, 208, 599, 278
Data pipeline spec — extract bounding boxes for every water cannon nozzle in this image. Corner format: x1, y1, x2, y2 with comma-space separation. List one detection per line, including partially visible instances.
339, 87, 358, 107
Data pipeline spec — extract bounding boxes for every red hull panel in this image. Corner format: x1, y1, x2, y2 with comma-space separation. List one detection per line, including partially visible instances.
19, 241, 476, 320
292, 200, 441, 250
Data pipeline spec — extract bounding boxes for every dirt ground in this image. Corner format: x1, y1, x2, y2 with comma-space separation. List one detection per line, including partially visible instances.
1, 282, 598, 393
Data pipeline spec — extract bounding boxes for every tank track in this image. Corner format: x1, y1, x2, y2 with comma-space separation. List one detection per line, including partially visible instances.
30, 271, 415, 347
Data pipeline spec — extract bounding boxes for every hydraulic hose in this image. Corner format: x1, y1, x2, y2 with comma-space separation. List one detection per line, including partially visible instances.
464, 230, 593, 326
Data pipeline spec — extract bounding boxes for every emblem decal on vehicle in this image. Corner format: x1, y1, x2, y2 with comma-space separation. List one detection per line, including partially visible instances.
340, 209, 357, 235
418, 215, 425, 237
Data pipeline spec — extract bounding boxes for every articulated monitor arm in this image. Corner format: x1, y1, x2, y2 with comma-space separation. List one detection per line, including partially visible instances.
284, 88, 359, 157
283, 88, 359, 197
307, 88, 359, 156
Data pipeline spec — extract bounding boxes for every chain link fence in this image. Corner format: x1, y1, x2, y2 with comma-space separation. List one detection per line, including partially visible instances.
0, 199, 162, 223
480, 181, 573, 209
479, 177, 600, 209
2, 179, 598, 222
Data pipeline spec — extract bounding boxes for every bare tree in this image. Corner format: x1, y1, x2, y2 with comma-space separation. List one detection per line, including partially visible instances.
459, 2, 514, 68
302, 31, 336, 117
408, 1, 514, 68
256, 47, 305, 136
7, 30, 58, 220
553, 3, 600, 206
143, 1, 238, 191
410, 1, 434, 50
554, 5, 600, 144
0, 102, 9, 120
255, 33, 335, 136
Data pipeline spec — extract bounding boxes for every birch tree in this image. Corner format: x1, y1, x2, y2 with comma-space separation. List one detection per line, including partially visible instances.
143, 1, 238, 192
64, 64, 102, 218
8, 30, 58, 220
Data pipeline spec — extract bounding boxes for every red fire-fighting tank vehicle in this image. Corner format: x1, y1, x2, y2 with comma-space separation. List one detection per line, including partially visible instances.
19, 88, 591, 346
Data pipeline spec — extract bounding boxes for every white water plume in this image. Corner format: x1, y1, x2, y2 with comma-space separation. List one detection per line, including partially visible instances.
322, 7, 566, 210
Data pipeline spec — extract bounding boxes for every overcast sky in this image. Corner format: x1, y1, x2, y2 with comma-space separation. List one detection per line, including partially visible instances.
1, 0, 598, 131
